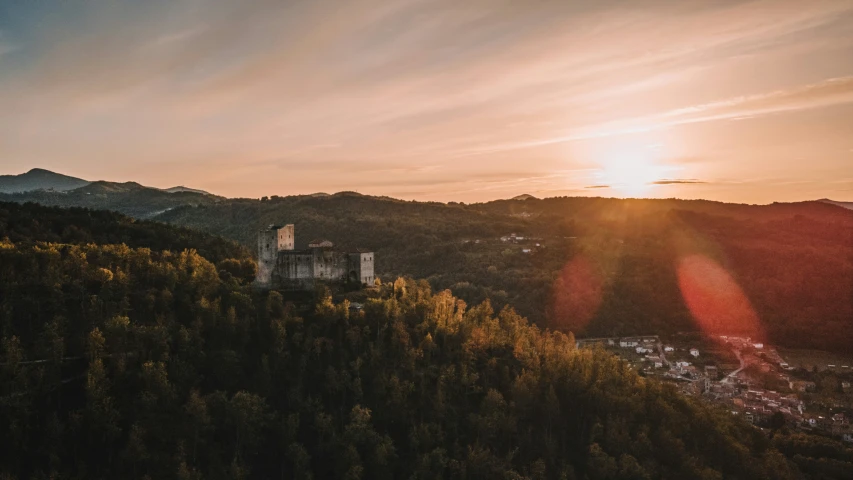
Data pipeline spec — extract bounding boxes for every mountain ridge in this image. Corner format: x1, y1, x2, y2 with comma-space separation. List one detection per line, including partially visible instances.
0, 168, 90, 193
0, 168, 214, 197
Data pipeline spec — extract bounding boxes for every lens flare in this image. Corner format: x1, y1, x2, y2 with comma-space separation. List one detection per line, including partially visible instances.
676, 254, 762, 339
548, 256, 603, 334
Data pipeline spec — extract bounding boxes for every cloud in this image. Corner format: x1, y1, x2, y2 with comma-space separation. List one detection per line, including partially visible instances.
454, 75, 853, 157
584, 185, 611, 189
658, 76, 853, 125
650, 179, 707, 185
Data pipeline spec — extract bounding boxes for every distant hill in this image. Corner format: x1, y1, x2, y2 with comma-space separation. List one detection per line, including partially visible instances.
164, 185, 212, 195
0, 168, 90, 193
819, 198, 853, 210
0, 179, 221, 218
0, 168, 215, 198
0, 169, 220, 218
510, 193, 537, 200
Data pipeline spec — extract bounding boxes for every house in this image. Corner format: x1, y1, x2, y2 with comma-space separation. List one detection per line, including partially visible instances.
690, 348, 700, 357
753, 343, 764, 349
620, 339, 639, 348
675, 361, 691, 368
664, 346, 674, 352
636, 346, 650, 354
521, 248, 532, 254
308, 239, 335, 248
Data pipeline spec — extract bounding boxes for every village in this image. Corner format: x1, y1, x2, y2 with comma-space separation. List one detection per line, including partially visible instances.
578, 334, 853, 443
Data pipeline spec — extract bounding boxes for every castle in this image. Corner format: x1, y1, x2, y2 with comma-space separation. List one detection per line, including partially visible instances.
255, 224, 375, 289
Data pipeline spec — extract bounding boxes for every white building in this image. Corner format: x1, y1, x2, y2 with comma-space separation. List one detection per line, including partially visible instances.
664, 346, 674, 352
690, 348, 700, 357
753, 343, 764, 349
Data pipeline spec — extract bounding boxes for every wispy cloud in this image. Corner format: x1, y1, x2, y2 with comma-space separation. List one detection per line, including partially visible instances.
585, 185, 611, 189
651, 179, 707, 185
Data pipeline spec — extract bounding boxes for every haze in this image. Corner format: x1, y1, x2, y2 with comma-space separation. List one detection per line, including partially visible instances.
1, 0, 852, 203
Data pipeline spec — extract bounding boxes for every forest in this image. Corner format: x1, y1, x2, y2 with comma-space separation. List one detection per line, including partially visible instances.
155, 193, 853, 354
1, 202, 851, 479
5, 186, 851, 353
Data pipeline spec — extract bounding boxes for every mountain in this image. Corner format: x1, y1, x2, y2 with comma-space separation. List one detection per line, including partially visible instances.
0, 199, 843, 479
0, 168, 216, 198
0, 168, 90, 193
0, 178, 222, 218
819, 198, 853, 210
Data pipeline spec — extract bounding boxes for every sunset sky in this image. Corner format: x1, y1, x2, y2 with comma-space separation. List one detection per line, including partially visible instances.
1, 0, 852, 203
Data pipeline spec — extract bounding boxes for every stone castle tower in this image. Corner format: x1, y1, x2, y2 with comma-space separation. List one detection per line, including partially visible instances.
255, 224, 374, 289
256, 224, 294, 285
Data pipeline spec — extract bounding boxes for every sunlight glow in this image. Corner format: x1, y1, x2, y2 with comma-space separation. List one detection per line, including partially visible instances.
676, 254, 763, 339
597, 152, 668, 195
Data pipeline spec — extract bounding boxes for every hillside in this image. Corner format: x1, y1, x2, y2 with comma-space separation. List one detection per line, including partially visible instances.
0, 201, 252, 268
4, 186, 852, 353
0, 168, 90, 193
2, 201, 848, 479
154, 194, 853, 354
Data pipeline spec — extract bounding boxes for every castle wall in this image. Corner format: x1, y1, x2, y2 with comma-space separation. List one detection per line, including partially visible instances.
312, 248, 348, 283
272, 251, 315, 289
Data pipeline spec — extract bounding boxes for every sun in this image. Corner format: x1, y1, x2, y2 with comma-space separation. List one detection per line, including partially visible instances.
595, 151, 668, 196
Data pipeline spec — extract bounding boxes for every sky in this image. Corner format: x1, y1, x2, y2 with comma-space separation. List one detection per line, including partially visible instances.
1, 0, 852, 203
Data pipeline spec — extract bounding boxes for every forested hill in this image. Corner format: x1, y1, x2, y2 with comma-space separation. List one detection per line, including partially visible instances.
3, 190, 852, 353
154, 193, 853, 354
2, 201, 849, 478
0, 201, 252, 267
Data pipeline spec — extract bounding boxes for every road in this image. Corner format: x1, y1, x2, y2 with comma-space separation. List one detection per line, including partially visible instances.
727, 348, 746, 381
